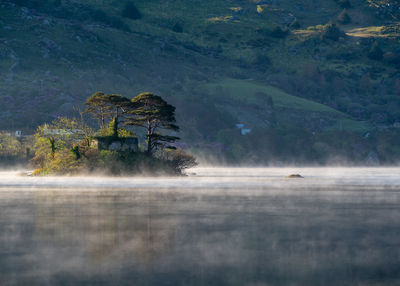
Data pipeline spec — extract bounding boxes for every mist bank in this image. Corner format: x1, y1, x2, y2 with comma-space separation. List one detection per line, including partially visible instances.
2, 167, 400, 189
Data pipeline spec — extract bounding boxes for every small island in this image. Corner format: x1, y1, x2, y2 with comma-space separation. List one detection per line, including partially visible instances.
31, 91, 197, 176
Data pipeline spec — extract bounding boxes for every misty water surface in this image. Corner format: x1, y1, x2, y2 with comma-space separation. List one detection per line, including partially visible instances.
1, 168, 400, 286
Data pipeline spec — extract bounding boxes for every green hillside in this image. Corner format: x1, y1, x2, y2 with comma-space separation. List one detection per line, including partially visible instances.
1, 0, 400, 163
204, 78, 372, 132
205, 79, 346, 113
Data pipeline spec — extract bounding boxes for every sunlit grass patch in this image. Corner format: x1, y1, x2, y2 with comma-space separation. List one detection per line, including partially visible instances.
292, 29, 319, 36
345, 26, 385, 37
229, 7, 243, 12
204, 79, 345, 114
345, 24, 400, 38
207, 15, 236, 23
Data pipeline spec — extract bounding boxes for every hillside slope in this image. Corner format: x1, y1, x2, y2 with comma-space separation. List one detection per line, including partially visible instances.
1, 0, 400, 163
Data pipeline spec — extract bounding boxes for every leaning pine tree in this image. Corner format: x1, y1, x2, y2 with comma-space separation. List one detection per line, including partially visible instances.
125, 92, 179, 156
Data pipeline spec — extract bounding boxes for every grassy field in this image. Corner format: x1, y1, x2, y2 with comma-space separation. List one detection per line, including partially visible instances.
204, 79, 344, 113
204, 79, 372, 132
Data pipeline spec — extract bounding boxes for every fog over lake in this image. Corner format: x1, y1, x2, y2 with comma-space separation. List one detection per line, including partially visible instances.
1, 168, 400, 286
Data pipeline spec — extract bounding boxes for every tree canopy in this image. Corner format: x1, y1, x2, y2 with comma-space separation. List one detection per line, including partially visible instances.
84, 92, 113, 129
126, 92, 179, 155
85, 92, 132, 130
29, 91, 197, 175
32, 117, 92, 168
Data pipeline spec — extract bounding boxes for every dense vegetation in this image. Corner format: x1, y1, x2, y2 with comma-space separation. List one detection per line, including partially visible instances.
1, 0, 400, 164
30, 92, 197, 175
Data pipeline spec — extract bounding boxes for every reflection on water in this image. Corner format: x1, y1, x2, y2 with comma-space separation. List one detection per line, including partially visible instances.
1, 168, 400, 285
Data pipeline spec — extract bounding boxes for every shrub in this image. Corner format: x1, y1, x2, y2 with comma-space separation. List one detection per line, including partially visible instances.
321, 23, 345, 41
289, 18, 300, 29
368, 41, 383, 60
337, 9, 351, 24
166, 149, 198, 174
122, 2, 142, 20
172, 23, 183, 33
269, 26, 289, 38
70, 146, 80, 160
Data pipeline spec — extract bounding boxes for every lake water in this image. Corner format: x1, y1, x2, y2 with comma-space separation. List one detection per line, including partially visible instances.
1, 167, 400, 286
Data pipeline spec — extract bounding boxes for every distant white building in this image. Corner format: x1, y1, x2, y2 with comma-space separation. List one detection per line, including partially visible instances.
235, 123, 252, 135
241, 129, 252, 135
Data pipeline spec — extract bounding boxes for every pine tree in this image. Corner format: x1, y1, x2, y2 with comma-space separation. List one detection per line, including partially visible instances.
125, 92, 179, 155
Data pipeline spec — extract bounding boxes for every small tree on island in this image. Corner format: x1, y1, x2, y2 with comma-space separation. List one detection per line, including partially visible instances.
126, 92, 179, 156
32, 117, 92, 169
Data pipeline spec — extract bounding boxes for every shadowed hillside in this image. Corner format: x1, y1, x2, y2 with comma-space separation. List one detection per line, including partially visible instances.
1, 0, 400, 164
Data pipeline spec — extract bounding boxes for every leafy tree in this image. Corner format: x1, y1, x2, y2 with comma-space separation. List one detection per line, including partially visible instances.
338, 9, 351, 24
0, 133, 23, 156
33, 126, 62, 167
85, 92, 133, 129
269, 26, 289, 38
98, 117, 135, 138
172, 23, 183, 33
107, 94, 132, 129
32, 117, 90, 167
70, 146, 80, 160
75, 106, 96, 147
125, 92, 179, 156
321, 23, 345, 41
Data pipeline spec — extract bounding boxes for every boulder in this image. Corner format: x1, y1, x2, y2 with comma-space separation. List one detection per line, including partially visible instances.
286, 174, 304, 178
